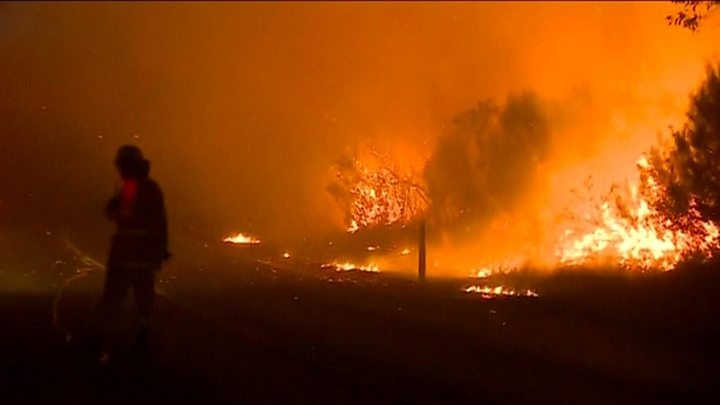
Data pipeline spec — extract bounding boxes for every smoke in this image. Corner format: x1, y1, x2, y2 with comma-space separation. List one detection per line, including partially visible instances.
0, 2, 719, 271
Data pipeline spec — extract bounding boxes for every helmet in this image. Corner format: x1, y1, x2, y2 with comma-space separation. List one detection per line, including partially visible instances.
115, 145, 145, 166
114, 145, 150, 178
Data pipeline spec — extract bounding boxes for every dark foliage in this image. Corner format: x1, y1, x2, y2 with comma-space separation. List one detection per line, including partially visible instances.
666, 1, 719, 32
423, 92, 550, 231
642, 65, 720, 228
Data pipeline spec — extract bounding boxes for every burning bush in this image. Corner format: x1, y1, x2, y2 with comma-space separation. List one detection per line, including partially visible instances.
558, 65, 720, 271
556, 168, 719, 271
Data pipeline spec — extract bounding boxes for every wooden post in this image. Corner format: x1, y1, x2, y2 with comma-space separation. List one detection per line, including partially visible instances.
418, 219, 426, 282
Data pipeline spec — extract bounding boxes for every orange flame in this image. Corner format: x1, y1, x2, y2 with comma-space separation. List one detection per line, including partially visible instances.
335, 151, 428, 233
223, 232, 262, 245
464, 285, 539, 299
555, 156, 720, 271
322, 261, 380, 273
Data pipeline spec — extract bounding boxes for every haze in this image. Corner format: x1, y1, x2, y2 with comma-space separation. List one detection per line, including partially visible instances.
1, 2, 718, 269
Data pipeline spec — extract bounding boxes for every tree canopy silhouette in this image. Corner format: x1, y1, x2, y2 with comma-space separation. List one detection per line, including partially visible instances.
667, 1, 719, 32
423, 92, 550, 231
642, 65, 720, 230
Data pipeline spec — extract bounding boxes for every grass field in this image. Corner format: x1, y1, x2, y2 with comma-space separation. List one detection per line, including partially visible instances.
1, 233, 718, 403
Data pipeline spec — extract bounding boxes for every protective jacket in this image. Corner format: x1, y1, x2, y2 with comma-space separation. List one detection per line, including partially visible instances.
106, 166, 168, 269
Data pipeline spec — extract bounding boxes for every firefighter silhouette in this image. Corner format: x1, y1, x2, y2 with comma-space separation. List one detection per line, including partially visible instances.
98, 145, 169, 355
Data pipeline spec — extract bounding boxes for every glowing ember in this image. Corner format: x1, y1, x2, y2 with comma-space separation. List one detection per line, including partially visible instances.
322, 261, 380, 273
464, 285, 539, 299
347, 219, 360, 234
282, 252, 291, 258
223, 232, 262, 245
556, 156, 720, 271
400, 248, 411, 256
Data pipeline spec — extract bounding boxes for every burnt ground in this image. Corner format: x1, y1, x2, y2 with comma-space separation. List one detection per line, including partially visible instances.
1, 237, 719, 403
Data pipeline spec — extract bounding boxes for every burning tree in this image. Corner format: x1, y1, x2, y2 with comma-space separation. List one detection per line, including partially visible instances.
328, 149, 429, 233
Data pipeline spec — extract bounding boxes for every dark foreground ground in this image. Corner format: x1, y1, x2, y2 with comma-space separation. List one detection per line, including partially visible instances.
1, 240, 719, 403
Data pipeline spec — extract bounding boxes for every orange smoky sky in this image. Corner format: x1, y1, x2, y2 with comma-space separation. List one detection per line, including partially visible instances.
0, 2, 718, 261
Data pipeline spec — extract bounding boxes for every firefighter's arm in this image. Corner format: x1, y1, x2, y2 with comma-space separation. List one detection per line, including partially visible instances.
105, 194, 121, 221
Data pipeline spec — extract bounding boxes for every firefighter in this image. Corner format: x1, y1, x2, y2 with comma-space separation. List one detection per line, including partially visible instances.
98, 145, 169, 356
